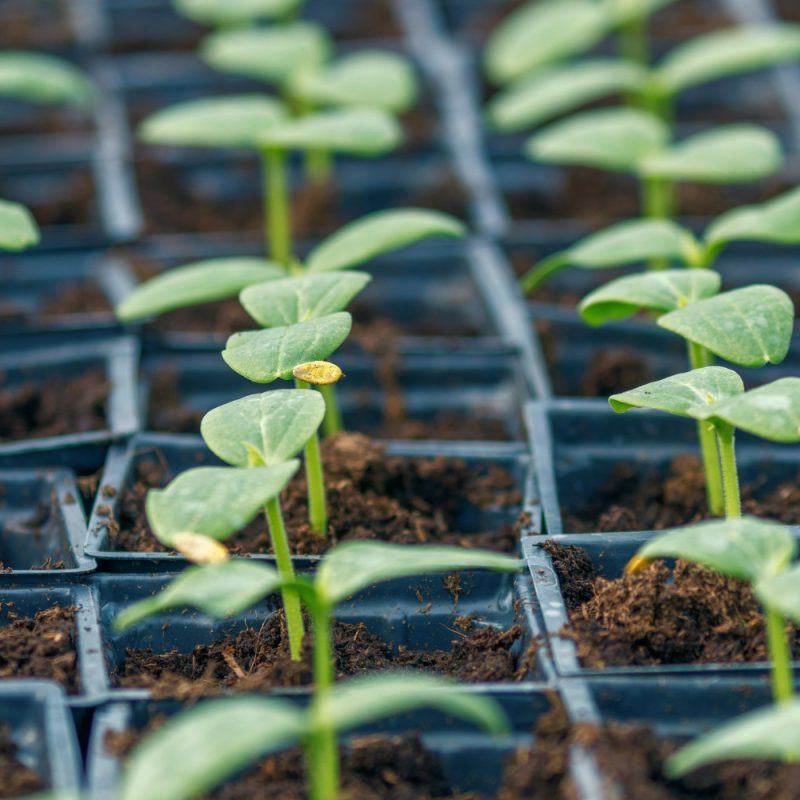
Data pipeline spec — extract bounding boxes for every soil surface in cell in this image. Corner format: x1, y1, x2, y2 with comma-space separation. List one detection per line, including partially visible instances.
0, 282, 111, 324
0, 724, 43, 799
499, 699, 800, 799
776, 0, 800, 21
115, 609, 532, 698
0, 369, 109, 442
105, 432, 522, 555
9, 169, 95, 228
545, 539, 800, 669
562, 454, 800, 532
0, 604, 79, 693
0, 0, 73, 49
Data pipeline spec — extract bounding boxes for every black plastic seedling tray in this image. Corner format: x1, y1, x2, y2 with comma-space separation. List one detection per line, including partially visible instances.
0, 467, 95, 579
85, 432, 537, 570
0, 337, 140, 471
0, 681, 83, 795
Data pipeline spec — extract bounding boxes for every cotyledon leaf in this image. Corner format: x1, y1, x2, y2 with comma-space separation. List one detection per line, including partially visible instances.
705, 186, 800, 248
173, 0, 303, 26
0, 198, 39, 251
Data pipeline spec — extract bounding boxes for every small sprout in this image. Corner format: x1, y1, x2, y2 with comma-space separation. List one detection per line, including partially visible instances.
173, 0, 304, 27
0, 51, 94, 108
171, 533, 230, 565
0, 198, 39, 252
292, 361, 343, 386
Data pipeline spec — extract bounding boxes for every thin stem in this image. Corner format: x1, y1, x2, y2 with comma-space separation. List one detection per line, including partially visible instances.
714, 422, 741, 520
305, 148, 333, 184
765, 606, 794, 703
265, 497, 304, 660
687, 342, 724, 516
320, 384, 344, 436
295, 378, 328, 536
642, 175, 674, 221
261, 147, 293, 268
617, 11, 650, 67
519, 254, 568, 295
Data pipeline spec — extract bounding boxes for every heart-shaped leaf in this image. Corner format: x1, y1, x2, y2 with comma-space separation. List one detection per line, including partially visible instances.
657, 24, 800, 95
641, 125, 782, 183
201, 389, 325, 467
484, 0, 608, 85
292, 50, 418, 114
138, 95, 287, 149
755, 563, 800, 625
0, 199, 39, 251
609, 366, 744, 417
526, 108, 668, 172
145, 463, 298, 546
0, 52, 94, 107
223, 312, 352, 382
174, 0, 303, 25
200, 23, 331, 87
258, 108, 402, 155
705, 378, 800, 443
705, 186, 800, 249
116, 259, 285, 322
665, 701, 800, 779
241, 272, 371, 328
579, 269, 721, 326
487, 60, 647, 132
306, 208, 466, 273
316, 540, 521, 605
658, 285, 794, 367
634, 517, 796, 582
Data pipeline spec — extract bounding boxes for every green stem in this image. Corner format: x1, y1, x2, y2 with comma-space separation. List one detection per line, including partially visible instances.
642, 175, 674, 221
295, 378, 328, 536
305, 148, 333, 184
320, 384, 344, 436
519, 254, 568, 295
714, 422, 741, 520
765, 605, 794, 703
262, 147, 293, 268
687, 342, 724, 516
617, 11, 650, 67
265, 497, 304, 660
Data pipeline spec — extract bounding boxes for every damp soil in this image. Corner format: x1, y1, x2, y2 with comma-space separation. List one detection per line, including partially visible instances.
0, 282, 111, 325
0, 604, 80, 693
774, 0, 800, 22
562, 453, 800, 533
103, 432, 521, 555
0, 369, 109, 443
115, 609, 531, 698
0, 725, 43, 799
3, 169, 95, 228
0, 0, 73, 49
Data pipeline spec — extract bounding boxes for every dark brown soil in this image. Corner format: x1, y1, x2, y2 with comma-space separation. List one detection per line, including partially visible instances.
0, 0, 73, 49
105, 433, 521, 555
115, 610, 530, 698
0, 604, 80, 693
776, 0, 800, 21
545, 540, 800, 669
10, 169, 95, 228
0, 724, 43, 799
0, 369, 109, 443
562, 454, 800, 532
498, 699, 800, 799
38, 281, 112, 318
650, 2, 733, 38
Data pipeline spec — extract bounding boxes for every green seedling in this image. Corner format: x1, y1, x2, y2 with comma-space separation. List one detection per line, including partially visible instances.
0, 51, 94, 109
611, 368, 800, 519
172, 0, 304, 27
116, 540, 521, 800
0, 198, 39, 251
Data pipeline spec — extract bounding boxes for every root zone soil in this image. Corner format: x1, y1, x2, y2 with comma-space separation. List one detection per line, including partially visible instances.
0, 724, 43, 799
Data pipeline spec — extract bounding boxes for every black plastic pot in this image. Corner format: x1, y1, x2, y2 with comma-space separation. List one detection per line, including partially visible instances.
85, 432, 536, 570
0, 681, 83, 795
0, 467, 95, 579
0, 584, 108, 700
0, 337, 140, 472
527, 399, 800, 536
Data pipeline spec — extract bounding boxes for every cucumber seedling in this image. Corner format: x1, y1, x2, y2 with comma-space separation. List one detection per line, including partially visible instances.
0, 198, 39, 251
116, 540, 521, 800
172, 0, 304, 28
0, 50, 94, 110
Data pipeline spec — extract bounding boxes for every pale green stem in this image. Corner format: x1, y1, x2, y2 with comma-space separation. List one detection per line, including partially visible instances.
617, 11, 650, 67
519, 254, 568, 295
714, 422, 741, 520
320, 384, 344, 436
265, 497, 304, 660
642, 175, 674, 221
765, 606, 794, 703
262, 147, 293, 268
295, 378, 328, 536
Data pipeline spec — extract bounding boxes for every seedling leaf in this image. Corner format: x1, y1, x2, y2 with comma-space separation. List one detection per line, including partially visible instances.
705, 186, 800, 248
0, 52, 93, 107
306, 208, 466, 273
0, 199, 39, 251
138, 95, 287, 149
316, 540, 521, 605
116, 259, 284, 321
641, 125, 782, 183
201, 389, 325, 466
121, 696, 305, 800
484, 0, 608, 85
704, 378, 800, 443
487, 60, 648, 132
145, 463, 298, 546
201, 23, 331, 87
755, 563, 800, 625
657, 25, 800, 95
609, 366, 744, 417
580, 269, 721, 326
223, 313, 352, 382
174, 0, 303, 26
665, 701, 800, 778
240, 272, 371, 327
258, 108, 402, 155
292, 50, 418, 114
635, 517, 796, 582
526, 109, 668, 172
658, 285, 794, 367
